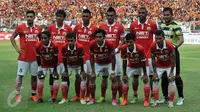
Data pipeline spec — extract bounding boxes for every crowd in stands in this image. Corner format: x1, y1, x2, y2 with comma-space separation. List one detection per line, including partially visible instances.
0, 0, 200, 31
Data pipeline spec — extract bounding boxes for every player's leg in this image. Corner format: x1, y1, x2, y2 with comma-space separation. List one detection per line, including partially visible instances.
160, 71, 169, 103
115, 54, 123, 103
29, 61, 38, 102
167, 68, 176, 108
84, 60, 91, 101
143, 67, 150, 107
148, 59, 155, 104
70, 71, 81, 102
130, 74, 139, 104
51, 67, 60, 103
151, 68, 163, 107
175, 49, 184, 105
87, 70, 96, 105
97, 64, 108, 103
15, 61, 29, 102
37, 68, 48, 103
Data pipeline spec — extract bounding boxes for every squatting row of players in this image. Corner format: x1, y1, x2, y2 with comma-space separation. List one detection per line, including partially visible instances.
10, 6, 184, 108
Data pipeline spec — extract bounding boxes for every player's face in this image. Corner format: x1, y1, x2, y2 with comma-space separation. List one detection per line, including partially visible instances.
41, 34, 50, 46
26, 13, 35, 24
67, 38, 76, 47
82, 13, 91, 24
155, 35, 164, 46
138, 9, 147, 20
56, 14, 65, 23
95, 33, 104, 44
126, 40, 135, 47
106, 11, 116, 24
163, 11, 173, 23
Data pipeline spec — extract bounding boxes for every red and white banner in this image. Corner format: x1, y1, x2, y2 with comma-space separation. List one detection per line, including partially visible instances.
0, 32, 19, 41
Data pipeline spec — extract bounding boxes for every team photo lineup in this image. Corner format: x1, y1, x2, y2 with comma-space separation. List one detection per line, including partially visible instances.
9, 4, 186, 109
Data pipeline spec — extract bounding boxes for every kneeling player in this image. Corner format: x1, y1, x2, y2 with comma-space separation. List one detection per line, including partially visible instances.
58, 32, 86, 104
87, 29, 117, 105
120, 33, 150, 106
150, 30, 176, 108
35, 31, 59, 103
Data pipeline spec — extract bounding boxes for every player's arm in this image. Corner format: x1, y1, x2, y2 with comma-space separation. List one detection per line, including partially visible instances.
90, 50, 95, 74
116, 26, 125, 52
80, 48, 85, 72
62, 49, 68, 74
36, 45, 45, 79
53, 47, 58, 71
141, 50, 148, 83
10, 30, 23, 55
170, 49, 176, 74
175, 26, 184, 48
151, 51, 156, 74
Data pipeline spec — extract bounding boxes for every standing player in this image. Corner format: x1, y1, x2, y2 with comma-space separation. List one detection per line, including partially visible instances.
98, 7, 125, 103
10, 10, 42, 102
160, 7, 184, 105
87, 29, 117, 105
73, 9, 97, 102
58, 32, 86, 104
120, 33, 150, 107
48, 9, 72, 101
129, 6, 158, 103
35, 31, 59, 103
150, 30, 176, 108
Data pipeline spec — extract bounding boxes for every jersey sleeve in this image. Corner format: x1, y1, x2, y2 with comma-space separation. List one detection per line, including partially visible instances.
139, 46, 146, 61
152, 22, 158, 34
35, 43, 40, 56
107, 41, 115, 55
174, 25, 183, 36
120, 46, 127, 59
149, 43, 155, 56
67, 26, 73, 33
120, 25, 125, 38
73, 24, 78, 33
168, 42, 175, 56
129, 22, 134, 33
15, 25, 23, 35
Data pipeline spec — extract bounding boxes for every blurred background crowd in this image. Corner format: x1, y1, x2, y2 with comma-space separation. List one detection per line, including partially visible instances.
0, 0, 199, 32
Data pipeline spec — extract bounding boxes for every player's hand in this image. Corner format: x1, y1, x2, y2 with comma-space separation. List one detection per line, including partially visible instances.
16, 48, 24, 55
38, 71, 45, 80
80, 71, 87, 81
53, 70, 59, 80
142, 74, 148, 84
122, 75, 129, 83
62, 71, 68, 79
152, 73, 159, 81
169, 72, 175, 82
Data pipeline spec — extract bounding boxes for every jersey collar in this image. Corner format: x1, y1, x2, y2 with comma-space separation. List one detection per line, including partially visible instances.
43, 40, 51, 48
56, 22, 65, 30
107, 22, 116, 27
127, 44, 136, 53
138, 19, 148, 25
26, 23, 35, 28
156, 40, 167, 50
81, 22, 91, 28
97, 40, 105, 48
68, 44, 76, 52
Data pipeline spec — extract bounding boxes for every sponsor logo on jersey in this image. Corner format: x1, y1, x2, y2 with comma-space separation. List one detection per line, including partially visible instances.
147, 27, 151, 31
35, 30, 38, 34
114, 29, 118, 33
88, 31, 92, 35
63, 32, 66, 36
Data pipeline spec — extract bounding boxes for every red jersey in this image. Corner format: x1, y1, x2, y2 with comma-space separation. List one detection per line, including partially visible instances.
35, 41, 58, 68
62, 43, 84, 66
120, 44, 146, 68
150, 40, 175, 68
99, 23, 125, 49
15, 23, 42, 61
48, 23, 72, 63
74, 23, 97, 61
90, 40, 114, 65
130, 19, 157, 57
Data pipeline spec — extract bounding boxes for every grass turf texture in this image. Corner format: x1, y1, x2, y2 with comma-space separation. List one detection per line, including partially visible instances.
0, 41, 200, 112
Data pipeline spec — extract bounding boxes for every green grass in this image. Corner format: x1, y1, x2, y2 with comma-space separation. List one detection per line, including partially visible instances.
0, 41, 200, 112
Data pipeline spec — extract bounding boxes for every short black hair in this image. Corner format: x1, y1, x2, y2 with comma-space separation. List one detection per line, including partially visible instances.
106, 6, 116, 14
163, 7, 173, 16
94, 29, 106, 37
125, 33, 136, 41
67, 32, 76, 40
26, 10, 35, 16
139, 6, 147, 12
83, 9, 91, 14
55, 9, 66, 18
39, 31, 50, 40
155, 30, 165, 38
